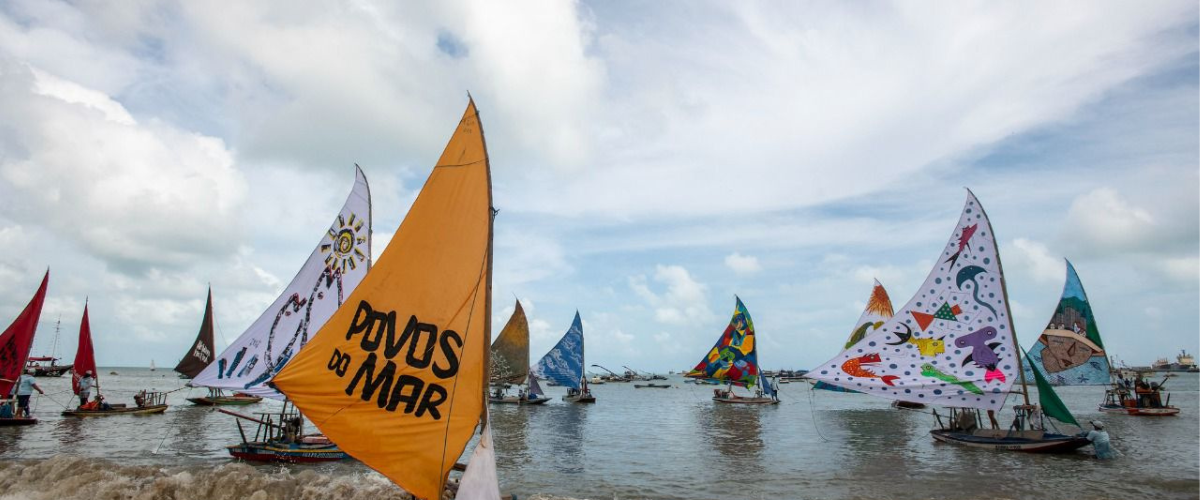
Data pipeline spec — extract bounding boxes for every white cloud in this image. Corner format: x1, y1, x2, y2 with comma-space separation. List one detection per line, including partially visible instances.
1062, 188, 1157, 253
1007, 238, 1064, 285
724, 252, 762, 275
628, 264, 714, 326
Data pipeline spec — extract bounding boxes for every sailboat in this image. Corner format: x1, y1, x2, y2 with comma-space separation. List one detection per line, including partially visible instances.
1022, 260, 1110, 386
195, 165, 371, 461
63, 302, 169, 416
273, 99, 502, 500
813, 280, 894, 394
533, 312, 594, 403
489, 300, 549, 405
686, 297, 778, 404
180, 287, 262, 406
26, 316, 72, 377
805, 191, 1089, 452
149, 359, 156, 371
0, 271, 50, 427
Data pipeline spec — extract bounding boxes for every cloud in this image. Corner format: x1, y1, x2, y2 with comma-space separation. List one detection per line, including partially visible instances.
1007, 238, 1065, 285
724, 252, 762, 275
629, 264, 714, 326
0, 59, 246, 274
1061, 188, 1156, 253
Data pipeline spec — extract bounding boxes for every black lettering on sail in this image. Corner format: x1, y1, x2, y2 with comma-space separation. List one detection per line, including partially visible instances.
387, 375, 426, 413
345, 352, 395, 408
406, 320, 438, 369
432, 329, 462, 379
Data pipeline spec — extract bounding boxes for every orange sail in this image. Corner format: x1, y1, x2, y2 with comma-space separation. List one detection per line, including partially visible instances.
272, 100, 492, 500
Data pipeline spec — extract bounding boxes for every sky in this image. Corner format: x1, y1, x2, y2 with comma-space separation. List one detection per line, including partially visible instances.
0, 1, 1196, 373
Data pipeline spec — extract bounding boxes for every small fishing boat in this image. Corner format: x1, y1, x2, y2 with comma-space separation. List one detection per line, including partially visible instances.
26, 357, 72, 377
221, 403, 347, 463
535, 312, 596, 404
634, 383, 672, 389
892, 400, 926, 410
807, 191, 1089, 453
1098, 372, 1180, 416
0, 271, 50, 427
178, 288, 263, 406
814, 280, 894, 394
490, 374, 551, 405
64, 304, 169, 417
686, 297, 779, 405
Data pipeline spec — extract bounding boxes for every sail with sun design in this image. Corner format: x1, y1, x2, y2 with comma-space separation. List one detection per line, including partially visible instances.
191, 166, 372, 399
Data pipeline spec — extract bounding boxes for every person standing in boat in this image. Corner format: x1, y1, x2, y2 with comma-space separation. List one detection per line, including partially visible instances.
1, 368, 45, 418
77, 370, 96, 408
1083, 420, 1116, 459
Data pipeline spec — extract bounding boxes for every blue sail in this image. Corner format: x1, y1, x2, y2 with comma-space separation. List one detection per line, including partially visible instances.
533, 312, 584, 389
760, 374, 777, 399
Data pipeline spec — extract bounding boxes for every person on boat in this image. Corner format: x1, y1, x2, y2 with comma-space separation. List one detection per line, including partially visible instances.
1, 369, 45, 418
133, 390, 146, 408
1082, 420, 1116, 459
77, 370, 96, 407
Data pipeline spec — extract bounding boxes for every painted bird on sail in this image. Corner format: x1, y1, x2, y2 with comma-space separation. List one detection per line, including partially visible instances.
943, 223, 978, 268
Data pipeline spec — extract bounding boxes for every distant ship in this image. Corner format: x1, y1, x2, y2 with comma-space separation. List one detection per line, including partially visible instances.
1152, 350, 1198, 372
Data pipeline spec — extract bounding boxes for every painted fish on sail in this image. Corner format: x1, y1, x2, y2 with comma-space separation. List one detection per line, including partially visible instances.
805, 191, 1019, 410
1022, 259, 1109, 386
273, 100, 493, 500
192, 166, 371, 399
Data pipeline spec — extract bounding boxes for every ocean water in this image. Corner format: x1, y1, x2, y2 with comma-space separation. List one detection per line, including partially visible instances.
0, 368, 1197, 500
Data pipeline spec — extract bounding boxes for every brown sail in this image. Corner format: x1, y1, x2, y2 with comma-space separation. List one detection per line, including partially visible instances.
490, 300, 530, 384
174, 287, 216, 379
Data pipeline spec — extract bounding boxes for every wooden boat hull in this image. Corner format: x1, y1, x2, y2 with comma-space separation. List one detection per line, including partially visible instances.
713, 397, 778, 405
634, 384, 671, 389
1098, 404, 1180, 416
187, 396, 263, 406
929, 429, 1090, 453
30, 365, 72, 377
489, 396, 551, 405
226, 440, 347, 463
62, 404, 169, 417
893, 401, 926, 409
0, 417, 37, 426
563, 395, 596, 403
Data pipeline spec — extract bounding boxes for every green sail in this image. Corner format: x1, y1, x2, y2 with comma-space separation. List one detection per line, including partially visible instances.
1030, 359, 1079, 427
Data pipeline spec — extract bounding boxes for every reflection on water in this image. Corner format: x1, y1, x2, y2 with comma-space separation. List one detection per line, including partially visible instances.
530, 404, 588, 474
697, 402, 765, 462
489, 404, 530, 469
52, 417, 85, 449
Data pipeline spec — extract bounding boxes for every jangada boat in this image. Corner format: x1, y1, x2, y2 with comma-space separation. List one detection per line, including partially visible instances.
177, 288, 263, 406
489, 300, 550, 405
534, 312, 596, 403
63, 304, 169, 417
0, 271, 50, 427
686, 297, 779, 405
1098, 372, 1180, 416
806, 191, 1089, 453
1022, 260, 1111, 386
221, 402, 347, 463
271, 100, 506, 499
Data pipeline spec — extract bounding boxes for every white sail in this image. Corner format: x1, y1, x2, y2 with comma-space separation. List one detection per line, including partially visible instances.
806, 191, 1020, 411
454, 415, 501, 500
191, 166, 371, 399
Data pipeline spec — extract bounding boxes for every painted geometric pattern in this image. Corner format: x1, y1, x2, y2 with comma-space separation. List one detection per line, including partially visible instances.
687, 297, 760, 387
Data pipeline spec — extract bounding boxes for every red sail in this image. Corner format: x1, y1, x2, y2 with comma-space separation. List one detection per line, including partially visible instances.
72, 304, 97, 395
0, 271, 50, 397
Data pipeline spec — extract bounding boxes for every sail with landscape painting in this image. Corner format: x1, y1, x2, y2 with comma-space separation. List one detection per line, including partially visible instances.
813, 280, 894, 394
1021, 260, 1110, 386
533, 312, 593, 403
686, 296, 777, 404
272, 99, 500, 500
805, 190, 1088, 452
0, 271, 49, 426
192, 166, 372, 399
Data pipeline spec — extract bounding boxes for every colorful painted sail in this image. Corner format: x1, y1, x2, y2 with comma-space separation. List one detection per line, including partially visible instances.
192, 166, 371, 399
806, 191, 1020, 411
686, 297, 760, 388
174, 287, 216, 379
1022, 260, 1109, 386
0, 271, 49, 397
72, 303, 97, 396
272, 100, 493, 500
532, 312, 584, 390
815, 281, 895, 393
490, 300, 529, 384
